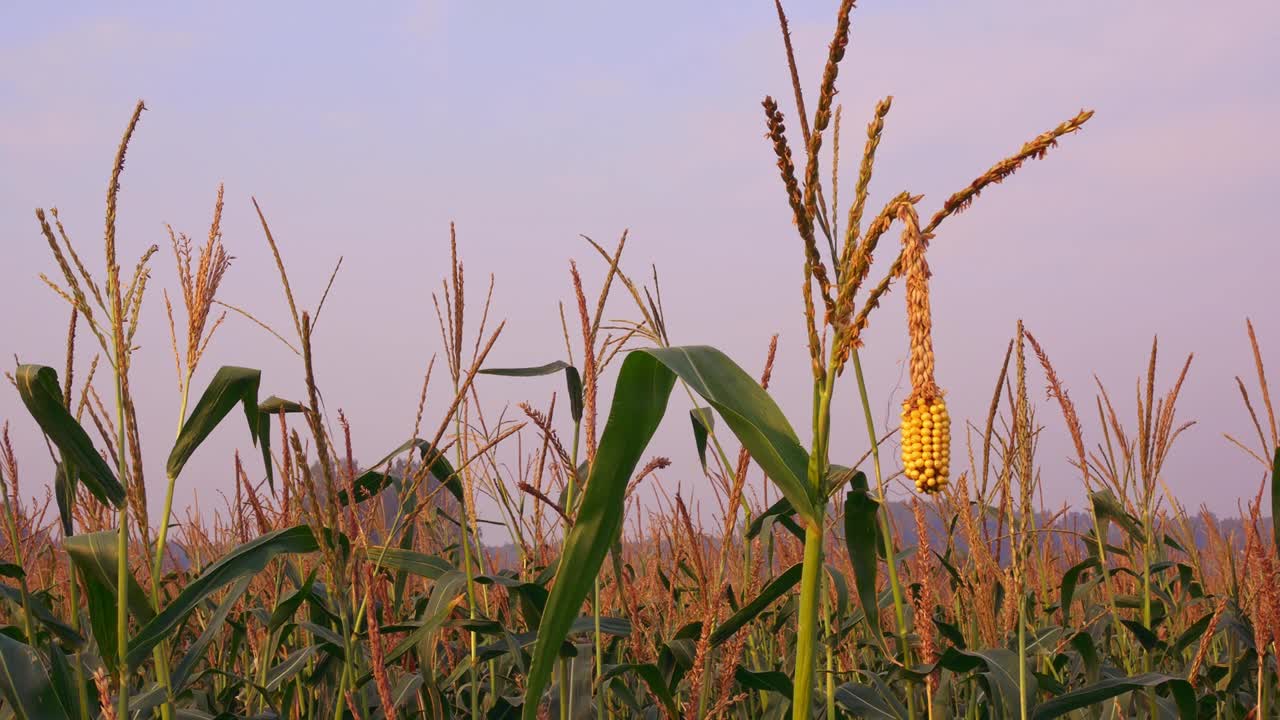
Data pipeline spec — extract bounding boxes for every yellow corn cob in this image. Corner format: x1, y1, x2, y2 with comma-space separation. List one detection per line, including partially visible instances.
900, 394, 950, 494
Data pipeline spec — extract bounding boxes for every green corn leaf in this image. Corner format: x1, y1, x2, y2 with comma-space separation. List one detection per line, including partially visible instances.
0, 584, 83, 650
338, 438, 460, 506
364, 547, 455, 580
257, 396, 305, 414
171, 575, 253, 691
522, 350, 677, 719
15, 365, 123, 508
844, 479, 885, 650
835, 678, 908, 719
265, 645, 320, 692
640, 346, 817, 523
1031, 672, 1195, 719
63, 530, 153, 673
734, 667, 794, 697
268, 568, 317, 633
52, 461, 76, 536
709, 563, 803, 647
1059, 557, 1099, 626
690, 407, 714, 473
128, 525, 319, 668
598, 664, 679, 719
1272, 447, 1279, 556
167, 366, 267, 484
480, 360, 583, 423
746, 497, 804, 541
1090, 489, 1145, 544
0, 634, 72, 720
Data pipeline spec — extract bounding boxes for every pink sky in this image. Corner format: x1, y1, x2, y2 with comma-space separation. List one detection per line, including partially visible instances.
2, 1, 1278, 530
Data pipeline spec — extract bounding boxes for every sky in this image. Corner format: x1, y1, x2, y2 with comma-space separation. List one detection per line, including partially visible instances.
2, 1, 1278, 535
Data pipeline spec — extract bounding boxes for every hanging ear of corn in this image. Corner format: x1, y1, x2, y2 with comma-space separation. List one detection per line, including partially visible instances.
898, 206, 950, 494
901, 394, 951, 493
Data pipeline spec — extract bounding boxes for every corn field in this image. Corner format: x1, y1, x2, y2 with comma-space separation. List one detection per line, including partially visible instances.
2, 2, 1278, 719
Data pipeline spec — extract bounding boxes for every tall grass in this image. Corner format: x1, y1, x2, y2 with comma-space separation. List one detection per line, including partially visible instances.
2, 3, 1278, 720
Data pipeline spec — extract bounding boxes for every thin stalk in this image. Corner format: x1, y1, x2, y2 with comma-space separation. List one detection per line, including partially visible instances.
67, 564, 91, 720
850, 349, 915, 717
561, 421, 581, 720
0, 475, 36, 644
113, 381, 130, 720
149, 367, 194, 720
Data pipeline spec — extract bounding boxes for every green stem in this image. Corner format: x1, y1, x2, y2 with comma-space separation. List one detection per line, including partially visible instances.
793, 518, 827, 719
67, 570, 91, 720
0, 476, 36, 645
112, 365, 131, 720
850, 349, 915, 718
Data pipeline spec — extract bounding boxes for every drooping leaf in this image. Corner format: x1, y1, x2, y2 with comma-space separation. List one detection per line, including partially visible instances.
1031, 672, 1195, 719
364, 547, 455, 580
257, 396, 305, 414
129, 525, 319, 668
522, 350, 677, 720
167, 366, 266, 483
640, 346, 817, 523
338, 438, 460, 506
480, 360, 583, 423
15, 365, 123, 508
1090, 489, 1145, 544
0, 634, 72, 720
845, 480, 885, 649
690, 407, 714, 473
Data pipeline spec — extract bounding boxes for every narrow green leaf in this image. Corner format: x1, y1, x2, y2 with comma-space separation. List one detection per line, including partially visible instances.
265, 645, 320, 692
598, 664, 679, 719
0, 585, 82, 650
735, 667, 793, 698
480, 361, 583, 423
690, 407, 714, 473
709, 563, 803, 647
1272, 447, 1279, 556
128, 525, 318, 668
834, 680, 906, 719
0, 634, 72, 720
845, 481, 885, 649
15, 365, 123, 508
1059, 557, 1099, 626
522, 350, 677, 719
52, 462, 76, 537
365, 547, 455, 580
171, 576, 253, 691
1031, 672, 1195, 719
339, 438, 460, 506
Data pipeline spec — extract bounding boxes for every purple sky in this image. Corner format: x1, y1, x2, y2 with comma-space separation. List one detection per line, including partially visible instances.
2, 1, 1278, 531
